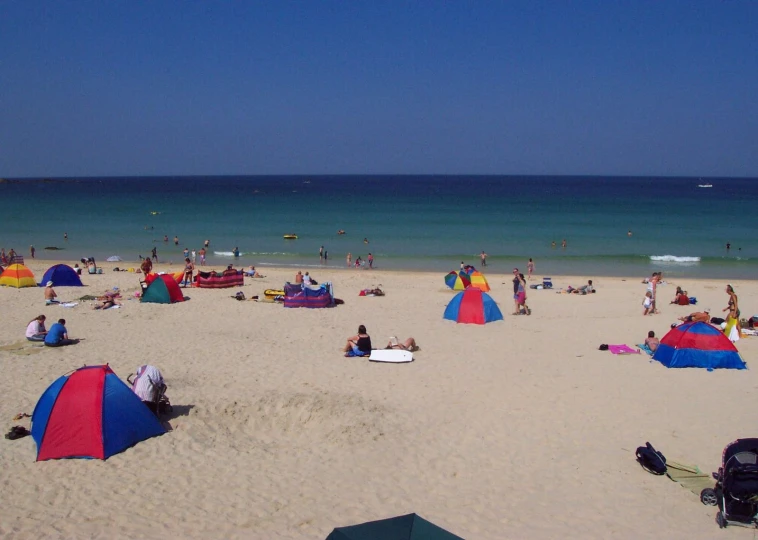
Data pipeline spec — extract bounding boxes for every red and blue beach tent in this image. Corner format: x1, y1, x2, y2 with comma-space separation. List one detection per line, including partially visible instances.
31, 365, 166, 460
443, 287, 503, 325
652, 321, 746, 369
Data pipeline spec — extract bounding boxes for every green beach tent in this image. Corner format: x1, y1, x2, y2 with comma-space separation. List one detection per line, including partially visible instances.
141, 275, 184, 304
325, 513, 462, 540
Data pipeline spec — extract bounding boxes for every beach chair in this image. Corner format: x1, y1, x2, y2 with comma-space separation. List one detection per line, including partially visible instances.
543, 277, 553, 289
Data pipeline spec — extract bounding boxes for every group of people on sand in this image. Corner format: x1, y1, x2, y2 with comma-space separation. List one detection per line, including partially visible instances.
25, 315, 79, 347
342, 325, 418, 357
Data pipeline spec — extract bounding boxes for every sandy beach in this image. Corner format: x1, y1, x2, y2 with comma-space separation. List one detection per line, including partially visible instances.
1, 259, 756, 539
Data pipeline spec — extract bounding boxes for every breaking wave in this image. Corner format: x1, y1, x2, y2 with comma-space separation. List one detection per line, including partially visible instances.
649, 255, 701, 263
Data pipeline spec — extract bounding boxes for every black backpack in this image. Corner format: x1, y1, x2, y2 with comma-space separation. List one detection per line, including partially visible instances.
636, 442, 667, 475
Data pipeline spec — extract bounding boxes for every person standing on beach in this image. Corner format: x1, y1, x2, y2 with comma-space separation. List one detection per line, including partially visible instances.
30, 245, 35, 259
480, 251, 487, 267
183, 247, 189, 259
319, 246, 324, 263
512, 268, 522, 315
368, 253, 374, 269
527, 258, 535, 280
191, 249, 196, 264
183, 257, 194, 287
199, 247, 206, 266
0, 248, 6, 265
346, 252, 352, 267
151, 246, 158, 261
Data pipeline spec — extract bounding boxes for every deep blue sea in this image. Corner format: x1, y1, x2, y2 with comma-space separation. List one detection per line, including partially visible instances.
1, 175, 756, 278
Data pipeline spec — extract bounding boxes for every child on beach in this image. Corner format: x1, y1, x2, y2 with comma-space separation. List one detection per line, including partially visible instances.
643, 291, 653, 315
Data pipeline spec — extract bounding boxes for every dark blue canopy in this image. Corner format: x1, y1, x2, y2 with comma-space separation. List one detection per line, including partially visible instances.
326, 513, 462, 540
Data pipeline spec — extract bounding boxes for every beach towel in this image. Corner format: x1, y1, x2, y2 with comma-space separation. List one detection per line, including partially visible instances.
724, 317, 741, 342
666, 460, 714, 496
60, 302, 78, 308
608, 344, 640, 355
637, 344, 654, 356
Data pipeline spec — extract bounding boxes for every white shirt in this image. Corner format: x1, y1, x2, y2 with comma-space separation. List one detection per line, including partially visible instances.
643, 296, 652, 308
26, 320, 43, 338
132, 365, 164, 402
303, 275, 312, 285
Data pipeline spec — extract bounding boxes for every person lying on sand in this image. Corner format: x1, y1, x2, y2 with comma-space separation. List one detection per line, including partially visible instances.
245, 266, 265, 278
385, 337, 418, 351
93, 297, 120, 310
678, 310, 710, 323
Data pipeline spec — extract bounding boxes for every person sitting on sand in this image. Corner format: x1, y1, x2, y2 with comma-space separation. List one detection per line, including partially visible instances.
570, 280, 594, 294
678, 309, 710, 323
295, 270, 303, 284
44, 281, 59, 305
25, 314, 48, 342
245, 266, 264, 278
644, 330, 659, 352
385, 336, 418, 351
44, 318, 79, 347
343, 325, 372, 356
671, 286, 687, 304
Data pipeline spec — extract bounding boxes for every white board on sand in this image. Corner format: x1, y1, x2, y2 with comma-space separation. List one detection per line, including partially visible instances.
369, 349, 413, 363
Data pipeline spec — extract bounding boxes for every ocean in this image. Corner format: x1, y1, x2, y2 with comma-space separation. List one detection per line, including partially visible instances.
1, 175, 756, 279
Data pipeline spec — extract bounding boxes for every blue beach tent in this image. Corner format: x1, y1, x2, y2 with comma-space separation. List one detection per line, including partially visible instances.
653, 321, 746, 370
31, 365, 166, 460
40, 264, 83, 287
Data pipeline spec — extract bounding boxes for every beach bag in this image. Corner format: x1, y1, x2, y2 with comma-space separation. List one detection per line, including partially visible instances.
234, 291, 246, 301
636, 442, 667, 475
689, 297, 697, 305
598, 344, 609, 351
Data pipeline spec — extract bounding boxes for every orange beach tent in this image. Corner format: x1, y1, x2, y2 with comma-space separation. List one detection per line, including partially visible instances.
0, 264, 37, 288
468, 271, 491, 292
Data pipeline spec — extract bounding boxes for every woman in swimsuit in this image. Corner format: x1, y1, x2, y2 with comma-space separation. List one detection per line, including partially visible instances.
723, 284, 740, 320
183, 257, 194, 287
343, 325, 372, 355
385, 337, 418, 351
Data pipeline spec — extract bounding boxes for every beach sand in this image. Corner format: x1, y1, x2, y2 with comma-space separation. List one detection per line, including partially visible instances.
0, 260, 756, 539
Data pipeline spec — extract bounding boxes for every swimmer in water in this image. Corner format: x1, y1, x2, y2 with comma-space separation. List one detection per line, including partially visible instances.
363, 237, 369, 244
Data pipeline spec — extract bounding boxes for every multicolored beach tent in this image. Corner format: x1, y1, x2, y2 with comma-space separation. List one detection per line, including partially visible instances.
40, 264, 83, 287
31, 365, 166, 460
443, 287, 503, 325
326, 513, 463, 540
0, 263, 37, 288
652, 321, 746, 369
141, 274, 185, 304
468, 271, 491, 292
444, 271, 471, 291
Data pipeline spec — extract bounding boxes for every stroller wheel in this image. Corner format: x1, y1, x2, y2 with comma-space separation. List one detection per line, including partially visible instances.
700, 488, 718, 506
716, 511, 727, 529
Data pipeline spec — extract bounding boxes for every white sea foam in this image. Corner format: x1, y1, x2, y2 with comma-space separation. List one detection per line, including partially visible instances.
650, 255, 701, 263
214, 251, 244, 257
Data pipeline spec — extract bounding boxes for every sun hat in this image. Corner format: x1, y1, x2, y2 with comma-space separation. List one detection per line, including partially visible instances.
46, 281, 53, 287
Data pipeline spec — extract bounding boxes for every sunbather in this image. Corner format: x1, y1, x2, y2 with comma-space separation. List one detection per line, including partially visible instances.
385, 337, 418, 351
678, 309, 710, 323
44, 281, 59, 305
644, 330, 659, 352
93, 297, 120, 310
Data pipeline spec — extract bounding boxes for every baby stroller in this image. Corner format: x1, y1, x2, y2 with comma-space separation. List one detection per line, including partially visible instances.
702, 438, 758, 529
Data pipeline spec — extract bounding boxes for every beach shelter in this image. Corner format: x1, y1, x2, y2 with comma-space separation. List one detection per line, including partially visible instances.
462, 265, 476, 275
40, 264, 83, 287
326, 513, 463, 540
31, 365, 166, 460
0, 263, 37, 288
443, 287, 503, 325
444, 271, 471, 291
653, 321, 746, 369
468, 271, 491, 292
141, 274, 184, 304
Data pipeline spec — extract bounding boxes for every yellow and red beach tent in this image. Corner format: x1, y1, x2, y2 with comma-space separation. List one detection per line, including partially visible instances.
0, 263, 37, 288
469, 271, 491, 292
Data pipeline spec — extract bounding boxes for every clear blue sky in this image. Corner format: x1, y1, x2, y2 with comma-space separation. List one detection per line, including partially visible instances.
1, 1, 756, 177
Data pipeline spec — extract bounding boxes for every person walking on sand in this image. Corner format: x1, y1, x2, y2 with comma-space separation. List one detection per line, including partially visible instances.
182, 257, 194, 287
527, 258, 535, 280
480, 251, 487, 267
30, 245, 35, 259
346, 252, 352, 267
319, 246, 324, 263
368, 253, 374, 269
151, 246, 158, 262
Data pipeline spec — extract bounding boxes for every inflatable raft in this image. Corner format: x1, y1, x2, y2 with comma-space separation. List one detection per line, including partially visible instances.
283, 234, 298, 239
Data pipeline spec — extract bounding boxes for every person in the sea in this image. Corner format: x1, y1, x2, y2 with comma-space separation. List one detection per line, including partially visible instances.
368, 253, 374, 269
44, 318, 79, 347
644, 331, 659, 352
343, 325, 372, 356
26, 314, 48, 342
319, 246, 324, 263
386, 336, 418, 351
151, 246, 158, 261
30, 245, 35, 258
204, 239, 210, 249
44, 281, 59, 305
174, 235, 179, 246
480, 251, 487, 267
363, 238, 369, 244
561, 239, 567, 248
233, 247, 240, 257
182, 257, 195, 287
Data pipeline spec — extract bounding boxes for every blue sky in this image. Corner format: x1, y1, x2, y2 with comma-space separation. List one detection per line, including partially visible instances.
1, 1, 756, 177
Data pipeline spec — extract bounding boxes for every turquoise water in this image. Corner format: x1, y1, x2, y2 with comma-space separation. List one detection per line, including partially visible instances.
1, 175, 756, 278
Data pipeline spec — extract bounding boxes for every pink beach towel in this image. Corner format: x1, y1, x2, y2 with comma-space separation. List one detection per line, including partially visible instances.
608, 344, 640, 355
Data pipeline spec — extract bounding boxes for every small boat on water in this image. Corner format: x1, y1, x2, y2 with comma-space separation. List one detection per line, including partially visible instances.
698, 184, 713, 188
283, 234, 298, 239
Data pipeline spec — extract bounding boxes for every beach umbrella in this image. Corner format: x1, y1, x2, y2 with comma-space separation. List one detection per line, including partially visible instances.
31, 365, 166, 460
326, 513, 463, 540
653, 321, 746, 369
468, 271, 491, 292
443, 287, 503, 324
444, 271, 471, 290
0, 263, 37, 288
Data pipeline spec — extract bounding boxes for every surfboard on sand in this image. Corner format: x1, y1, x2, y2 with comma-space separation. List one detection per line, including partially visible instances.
369, 349, 413, 363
